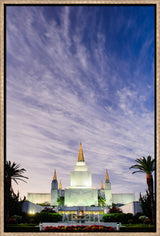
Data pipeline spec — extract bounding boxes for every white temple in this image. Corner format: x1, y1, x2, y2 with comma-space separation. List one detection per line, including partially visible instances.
64, 143, 98, 206
27, 144, 135, 207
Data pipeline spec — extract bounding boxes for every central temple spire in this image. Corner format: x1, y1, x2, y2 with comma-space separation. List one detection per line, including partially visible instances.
77, 143, 85, 162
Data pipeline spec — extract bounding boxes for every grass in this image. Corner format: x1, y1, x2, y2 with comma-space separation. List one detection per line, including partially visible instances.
120, 224, 156, 232
5, 224, 39, 232
123, 224, 154, 227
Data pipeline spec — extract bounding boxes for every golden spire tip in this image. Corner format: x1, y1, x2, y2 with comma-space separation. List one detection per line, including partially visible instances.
101, 180, 104, 189
77, 143, 84, 162
59, 180, 62, 189
53, 169, 57, 180
105, 169, 109, 181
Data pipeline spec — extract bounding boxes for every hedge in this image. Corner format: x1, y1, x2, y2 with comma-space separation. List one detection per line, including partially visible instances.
103, 213, 134, 224
34, 212, 62, 223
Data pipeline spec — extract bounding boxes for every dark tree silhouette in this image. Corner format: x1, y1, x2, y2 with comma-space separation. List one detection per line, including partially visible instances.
129, 156, 155, 224
4, 161, 28, 223
139, 190, 152, 219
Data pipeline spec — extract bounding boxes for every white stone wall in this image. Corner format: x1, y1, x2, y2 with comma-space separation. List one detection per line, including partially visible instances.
70, 161, 92, 187
74, 161, 88, 171
104, 182, 111, 190
105, 190, 112, 206
51, 190, 58, 206
120, 201, 142, 215
133, 201, 142, 214
71, 171, 92, 187
27, 193, 51, 204
64, 188, 98, 206
22, 201, 45, 214
112, 193, 135, 205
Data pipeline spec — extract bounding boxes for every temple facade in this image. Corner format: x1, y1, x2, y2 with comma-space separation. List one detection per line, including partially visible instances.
27, 144, 135, 206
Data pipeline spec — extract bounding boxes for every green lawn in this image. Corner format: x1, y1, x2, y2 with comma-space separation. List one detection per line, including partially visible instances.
120, 224, 156, 232
5, 224, 39, 232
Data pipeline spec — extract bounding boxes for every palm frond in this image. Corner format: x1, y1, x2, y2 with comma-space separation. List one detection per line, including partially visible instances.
5, 160, 28, 185
13, 178, 28, 183
129, 155, 155, 174
132, 170, 145, 174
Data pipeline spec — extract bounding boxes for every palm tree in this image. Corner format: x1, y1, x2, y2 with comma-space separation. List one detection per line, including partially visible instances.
4, 160, 28, 223
129, 155, 155, 225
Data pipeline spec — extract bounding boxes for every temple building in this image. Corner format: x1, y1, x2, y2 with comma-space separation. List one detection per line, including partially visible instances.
27, 144, 135, 207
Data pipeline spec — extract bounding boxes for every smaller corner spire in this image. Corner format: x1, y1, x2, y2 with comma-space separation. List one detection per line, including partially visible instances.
101, 180, 104, 189
53, 169, 57, 180
105, 169, 109, 182
59, 180, 62, 189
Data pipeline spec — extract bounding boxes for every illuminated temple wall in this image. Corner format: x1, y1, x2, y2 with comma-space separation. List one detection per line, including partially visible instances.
51, 189, 58, 205
64, 188, 98, 206
104, 190, 112, 206
27, 193, 51, 204
112, 193, 135, 205
70, 161, 92, 188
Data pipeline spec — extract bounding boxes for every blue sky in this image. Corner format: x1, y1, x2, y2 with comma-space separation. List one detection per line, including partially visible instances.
6, 5, 155, 200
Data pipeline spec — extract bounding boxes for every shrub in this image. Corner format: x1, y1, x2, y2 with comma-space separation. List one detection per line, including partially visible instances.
8, 218, 17, 224
103, 213, 115, 222
139, 191, 152, 220
133, 212, 143, 223
19, 212, 62, 224
103, 213, 134, 224
38, 203, 50, 206
11, 215, 22, 224
34, 212, 62, 223
144, 218, 151, 224
128, 219, 134, 224
109, 205, 122, 213
139, 215, 151, 224
41, 207, 57, 213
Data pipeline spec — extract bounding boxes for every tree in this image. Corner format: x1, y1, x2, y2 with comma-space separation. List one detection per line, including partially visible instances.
4, 160, 28, 223
57, 196, 64, 207
109, 204, 122, 213
8, 191, 26, 217
98, 196, 106, 207
41, 207, 57, 213
139, 190, 152, 219
129, 155, 155, 224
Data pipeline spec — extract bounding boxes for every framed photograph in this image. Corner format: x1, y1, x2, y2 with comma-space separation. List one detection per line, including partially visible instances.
1, 1, 159, 234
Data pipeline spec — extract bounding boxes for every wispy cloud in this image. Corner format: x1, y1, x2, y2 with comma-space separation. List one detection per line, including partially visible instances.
6, 6, 155, 199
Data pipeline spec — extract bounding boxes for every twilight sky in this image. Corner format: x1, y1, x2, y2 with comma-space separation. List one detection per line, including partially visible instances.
6, 5, 155, 200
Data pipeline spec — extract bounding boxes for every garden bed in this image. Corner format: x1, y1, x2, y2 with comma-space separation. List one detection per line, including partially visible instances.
5, 223, 156, 232
44, 224, 115, 232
